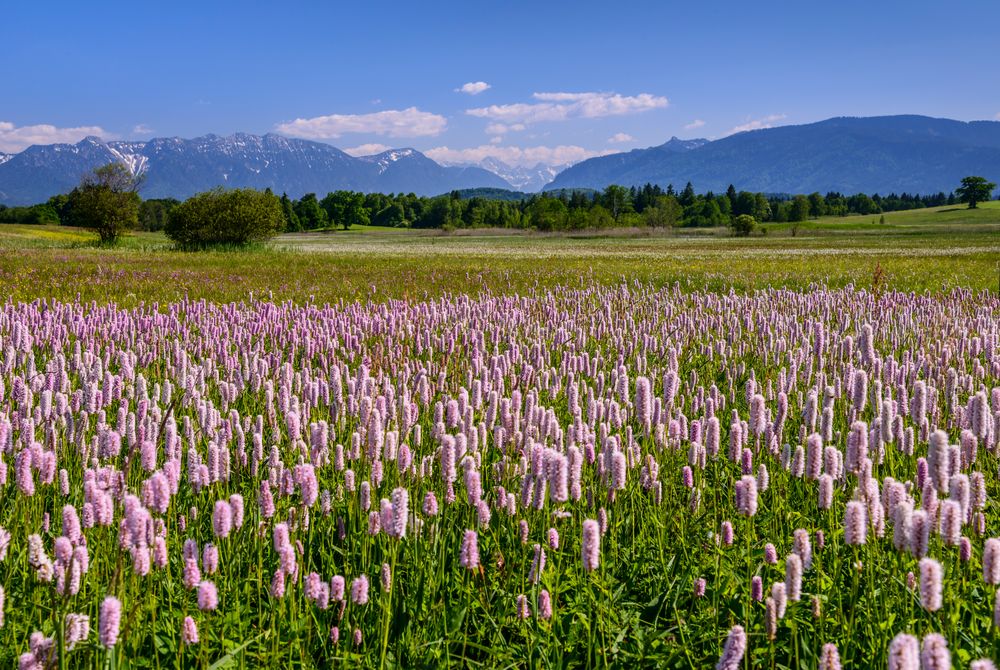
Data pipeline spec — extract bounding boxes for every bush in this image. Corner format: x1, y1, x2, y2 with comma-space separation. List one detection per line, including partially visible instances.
730, 214, 756, 237
166, 188, 284, 248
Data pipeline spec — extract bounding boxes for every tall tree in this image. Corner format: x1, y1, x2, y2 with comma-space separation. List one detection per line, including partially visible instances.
789, 195, 811, 222
279, 193, 301, 231
526, 197, 569, 231
64, 163, 142, 245
600, 185, 633, 222
955, 176, 996, 209
138, 198, 179, 231
294, 193, 328, 229
341, 193, 370, 230
808, 192, 827, 217
373, 202, 406, 227
679, 182, 696, 207
733, 191, 757, 217
642, 195, 682, 229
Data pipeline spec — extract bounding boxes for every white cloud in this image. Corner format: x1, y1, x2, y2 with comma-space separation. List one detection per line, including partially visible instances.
725, 114, 787, 136
425, 144, 619, 168
466, 91, 668, 125
485, 122, 526, 135
0, 121, 115, 153
607, 132, 634, 144
456, 81, 491, 95
995, 112, 1000, 120
132, 124, 155, 136
343, 143, 393, 157
684, 119, 706, 130
275, 107, 447, 139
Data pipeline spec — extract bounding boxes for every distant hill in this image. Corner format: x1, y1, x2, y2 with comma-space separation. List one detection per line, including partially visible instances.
0, 134, 511, 205
450, 187, 601, 201
540, 188, 601, 198
547, 115, 1000, 194
450, 188, 534, 201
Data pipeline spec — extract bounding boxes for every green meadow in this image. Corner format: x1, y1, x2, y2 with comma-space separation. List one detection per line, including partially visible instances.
1, 202, 998, 305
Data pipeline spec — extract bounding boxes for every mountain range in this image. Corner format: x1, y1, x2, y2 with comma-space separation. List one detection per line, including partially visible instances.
1, 115, 999, 205
0, 134, 509, 205
547, 115, 1000, 194
444, 158, 569, 193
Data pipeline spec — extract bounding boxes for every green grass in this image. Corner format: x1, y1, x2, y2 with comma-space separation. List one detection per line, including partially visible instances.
1, 206, 999, 668
0, 203, 998, 306
1, 284, 997, 667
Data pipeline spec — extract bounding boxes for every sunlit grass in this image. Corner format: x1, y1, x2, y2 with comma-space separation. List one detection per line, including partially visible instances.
0, 203, 997, 308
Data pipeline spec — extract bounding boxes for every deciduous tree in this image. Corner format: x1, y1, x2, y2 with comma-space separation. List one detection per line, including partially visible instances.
955, 176, 996, 209
64, 163, 142, 244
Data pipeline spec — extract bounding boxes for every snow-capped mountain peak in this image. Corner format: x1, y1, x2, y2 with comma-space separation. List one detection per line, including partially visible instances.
467, 158, 569, 192
0, 134, 510, 205
106, 142, 150, 177
356, 148, 420, 174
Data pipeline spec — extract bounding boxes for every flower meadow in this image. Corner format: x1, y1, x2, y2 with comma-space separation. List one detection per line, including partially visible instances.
0, 285, 998, 668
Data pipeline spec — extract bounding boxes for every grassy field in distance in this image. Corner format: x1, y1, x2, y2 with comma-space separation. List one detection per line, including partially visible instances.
0, 202, 997, 305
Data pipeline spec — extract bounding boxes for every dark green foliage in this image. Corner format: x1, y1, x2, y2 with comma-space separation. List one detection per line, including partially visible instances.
955, 175, 997, 209
642, 196, 682, 228
4, 179, 971, 237
138, 198, 179, 232
342, 193, 370, 230
730, 213, 756, 236
679, 182, 696, 207
525, 197, 569, 231
600, 185, 633, 222
684, 198, 725, 227
372, 201, 407, 227
317, 191, 352, 230
293, 193, 328, 229
452, 188, 533, 201
165, 184, 982, 233
0, 202, 61, 225
280, 193, 301, 231
808, 192, 827, 217
418, 196, 464, 230
63, 163, 142, 244
789, 195, 812, 222
165, 188, 284, 247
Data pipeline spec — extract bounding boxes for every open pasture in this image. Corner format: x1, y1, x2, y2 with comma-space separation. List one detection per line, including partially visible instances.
0, 203, 998, 306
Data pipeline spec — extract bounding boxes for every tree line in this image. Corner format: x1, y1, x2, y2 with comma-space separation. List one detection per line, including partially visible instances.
262, 183, 980, 233
3, 183, 981, 233
0, 164, 994, 245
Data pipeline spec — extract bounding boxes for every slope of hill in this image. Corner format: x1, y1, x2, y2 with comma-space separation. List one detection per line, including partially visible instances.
356, 149, 510, 195
547, 115, 1000, 194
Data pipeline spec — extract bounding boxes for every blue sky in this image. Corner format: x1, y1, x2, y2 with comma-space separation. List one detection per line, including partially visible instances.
1, 0, 998, 165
